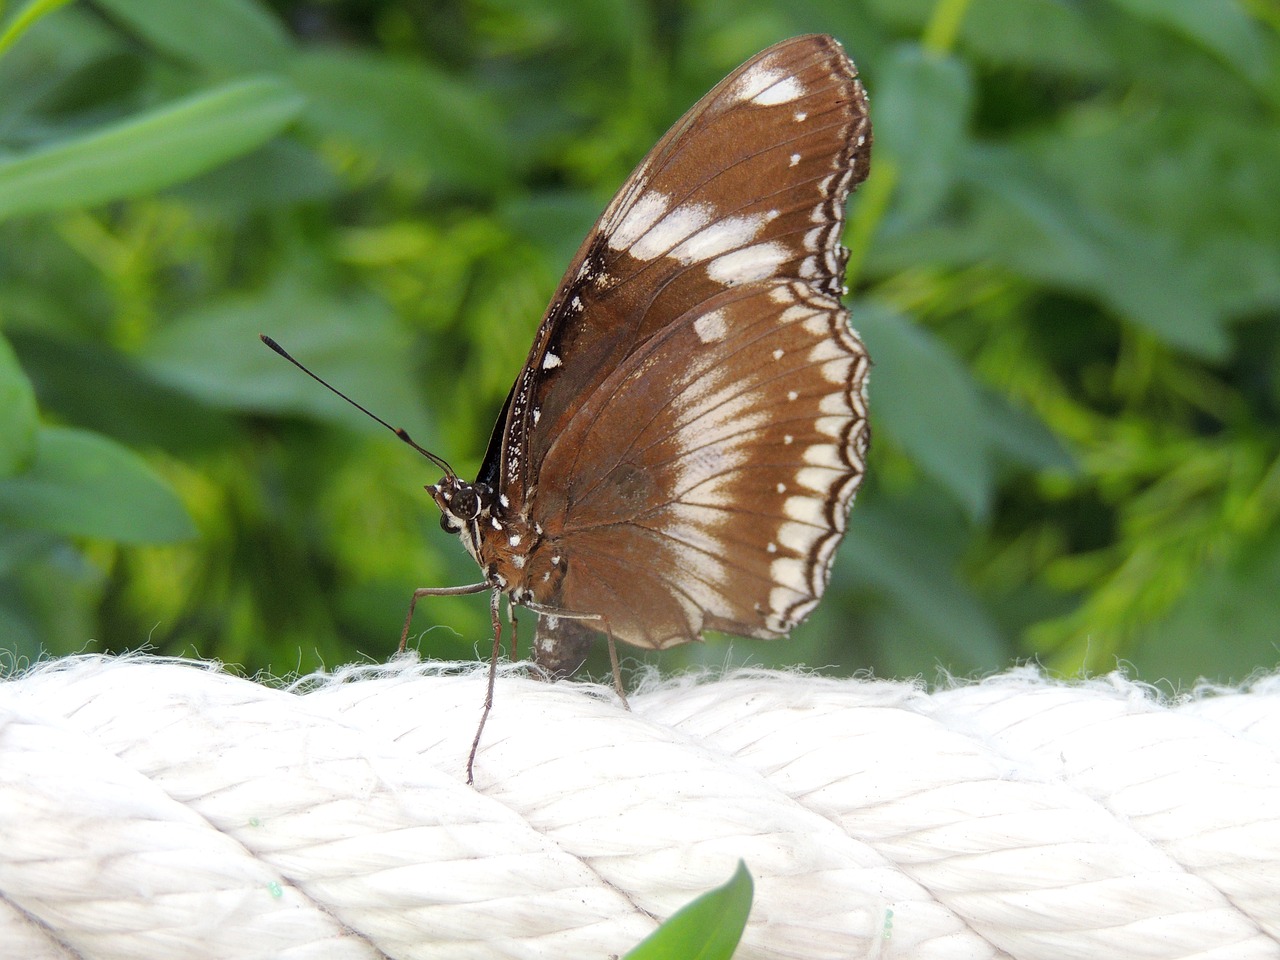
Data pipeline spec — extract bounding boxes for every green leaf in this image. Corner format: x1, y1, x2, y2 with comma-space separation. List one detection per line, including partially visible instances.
963, 144, 1230, 358
9, 330, 234, 453
0, 0, 75, 61
855, 301, 996, 520
1108, 0, 1270, 89
138, 277, 429, 433
624, 861, 753, 960
290, 49, 513, 190
0, 76, 305, 221
865, 0, 1114, 75
0, 426, 196, 543
174, 138, 340, 214
980, 391, 1076, 475
843, 494, 1010, 674
875, 44, 973, 228
1130, 525, 1280, 684
0, 333, 38, 478
1021, 109, 1280, 324
0, 594, 40, 669
91, 0, 292, 73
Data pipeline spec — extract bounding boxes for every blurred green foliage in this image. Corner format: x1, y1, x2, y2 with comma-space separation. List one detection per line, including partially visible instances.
1, 0, 1277, 687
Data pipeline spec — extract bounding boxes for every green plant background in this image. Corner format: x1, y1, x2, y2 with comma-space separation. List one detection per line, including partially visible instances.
1, 0, 1277, 688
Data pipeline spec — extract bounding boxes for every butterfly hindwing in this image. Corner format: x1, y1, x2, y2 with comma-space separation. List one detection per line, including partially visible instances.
534, 280, 868, 647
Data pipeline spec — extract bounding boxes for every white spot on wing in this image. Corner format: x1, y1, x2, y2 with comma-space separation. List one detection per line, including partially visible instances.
808, 338, 847, 362
629, 203, 713, 261
789, 152, 801, 167
814, 416, 845, 438
784, 495, 825, 525
734, 63, 795, 104
821, 359, 852, 384
751, 75, 804, 105
670, 213, 769, 262
804, 444, 844, 468
797, 467, 839, 491
693, 309, 728, 343
608, 191, 670, 251
820, 392, 849, 414
804, 314, 832, 336
542, 352, 561, 370
771, 557, 809, 593
706, 242, 788, 285
778, 521, 815, 553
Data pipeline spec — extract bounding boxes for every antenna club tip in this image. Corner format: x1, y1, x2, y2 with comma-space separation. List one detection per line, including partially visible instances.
260, 334, 284, 354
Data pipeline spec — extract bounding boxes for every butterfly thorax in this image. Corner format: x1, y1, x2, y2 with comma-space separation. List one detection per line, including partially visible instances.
428, 476, 567, 605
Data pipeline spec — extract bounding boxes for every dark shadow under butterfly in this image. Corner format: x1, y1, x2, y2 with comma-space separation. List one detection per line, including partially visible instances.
264, 34, 871, 782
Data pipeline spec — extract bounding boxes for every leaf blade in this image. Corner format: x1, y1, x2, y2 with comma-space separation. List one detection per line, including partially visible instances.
0, 333, 38, 478
0, 426, 196, 543
0, 76, 305, 221
624, 861, 753, 960
91, 0, 292, 73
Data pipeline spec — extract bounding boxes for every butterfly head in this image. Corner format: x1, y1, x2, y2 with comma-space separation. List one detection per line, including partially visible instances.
429, 476, 488, 531
427, 476, 499, 567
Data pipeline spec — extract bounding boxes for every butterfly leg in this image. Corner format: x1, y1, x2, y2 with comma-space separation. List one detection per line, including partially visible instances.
397, 581, 490, 653
466, 586, 504, 785
506, 598, 519, 662
521, 602, 628, 708
604, 625, 630, 712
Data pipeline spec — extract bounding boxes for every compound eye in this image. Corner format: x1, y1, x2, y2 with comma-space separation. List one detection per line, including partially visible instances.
451, 486, 481, 520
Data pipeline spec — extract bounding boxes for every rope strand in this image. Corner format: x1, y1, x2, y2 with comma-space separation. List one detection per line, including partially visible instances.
3, 656, 1278, 959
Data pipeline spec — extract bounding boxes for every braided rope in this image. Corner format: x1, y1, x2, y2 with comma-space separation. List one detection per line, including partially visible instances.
3, 656, 1279, 959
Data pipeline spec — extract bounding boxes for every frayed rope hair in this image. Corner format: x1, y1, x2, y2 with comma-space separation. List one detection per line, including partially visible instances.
4, 655, 1280, 958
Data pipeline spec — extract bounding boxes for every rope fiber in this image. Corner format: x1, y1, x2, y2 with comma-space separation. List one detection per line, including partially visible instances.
2, 656, 1279, 959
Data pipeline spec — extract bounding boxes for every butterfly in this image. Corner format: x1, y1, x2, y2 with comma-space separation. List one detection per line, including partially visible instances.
265, 34, 871, 782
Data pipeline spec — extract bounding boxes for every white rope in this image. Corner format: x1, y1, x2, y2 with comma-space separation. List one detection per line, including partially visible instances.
2, 657, 1279, 960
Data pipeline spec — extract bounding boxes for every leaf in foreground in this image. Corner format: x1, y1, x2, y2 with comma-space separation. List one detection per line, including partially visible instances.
623, 861, 753, 960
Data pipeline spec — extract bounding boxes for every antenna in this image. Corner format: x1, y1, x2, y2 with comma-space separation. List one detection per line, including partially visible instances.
259, 334, 456, 479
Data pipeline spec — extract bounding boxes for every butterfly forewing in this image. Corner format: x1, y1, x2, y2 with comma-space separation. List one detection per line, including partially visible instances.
491, 35, 871, 516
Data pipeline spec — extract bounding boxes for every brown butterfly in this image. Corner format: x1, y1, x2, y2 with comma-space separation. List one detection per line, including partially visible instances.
265, 34, 871, 782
